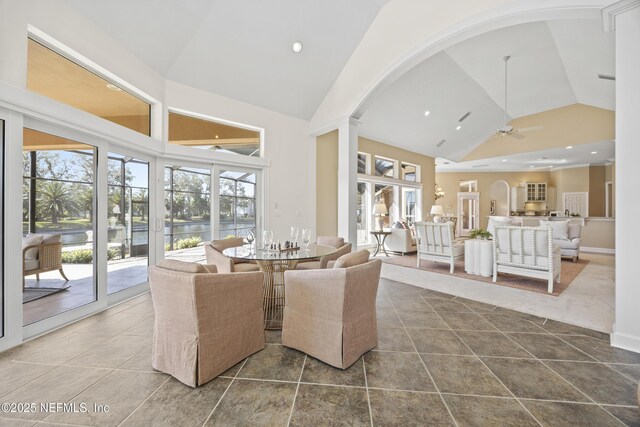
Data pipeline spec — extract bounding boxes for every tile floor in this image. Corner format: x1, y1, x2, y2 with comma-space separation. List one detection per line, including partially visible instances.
1, 278, 638, 426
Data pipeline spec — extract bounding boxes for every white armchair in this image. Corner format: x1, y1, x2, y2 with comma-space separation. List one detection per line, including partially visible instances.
415, 222, 464, 273
384, 228, 417, 255
493, 225, 561, 293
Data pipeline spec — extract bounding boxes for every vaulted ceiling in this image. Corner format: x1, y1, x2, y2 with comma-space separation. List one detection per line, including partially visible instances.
358, 19, 615, 163
64, 0, 388, 119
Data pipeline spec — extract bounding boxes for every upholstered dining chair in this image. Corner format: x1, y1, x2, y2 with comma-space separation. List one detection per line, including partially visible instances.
205, 238, 260, 273
149, 259, 265, 387
296, 236, 352, 270
282, 250, 381, 369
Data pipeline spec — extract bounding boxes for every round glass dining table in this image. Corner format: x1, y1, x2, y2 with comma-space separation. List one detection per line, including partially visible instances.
223, 244, 337, 330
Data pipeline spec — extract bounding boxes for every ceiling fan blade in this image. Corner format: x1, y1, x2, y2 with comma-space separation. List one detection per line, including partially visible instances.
511, 133, 526, 140
518, 125, 544, 133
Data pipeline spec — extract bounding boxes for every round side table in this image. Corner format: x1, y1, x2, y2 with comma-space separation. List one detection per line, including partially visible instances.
464, 239, 494, 277
370, 230, 391, 257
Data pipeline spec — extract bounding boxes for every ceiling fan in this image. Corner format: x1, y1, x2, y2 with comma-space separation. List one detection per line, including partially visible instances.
493, 55, 542, 140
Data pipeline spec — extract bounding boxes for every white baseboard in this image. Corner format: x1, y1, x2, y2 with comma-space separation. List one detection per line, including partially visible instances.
611, 331, 640, 354
581, 246, 615, 254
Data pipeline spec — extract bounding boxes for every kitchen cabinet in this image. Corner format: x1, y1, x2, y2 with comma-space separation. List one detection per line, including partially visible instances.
526, 183, 547, 202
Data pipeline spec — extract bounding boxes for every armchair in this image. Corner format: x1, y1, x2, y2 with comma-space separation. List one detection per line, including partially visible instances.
384, 228, 417, 255
296, 236, 352, 270
205, 238, 260, 273
493, 226, 561, 293
149, 259, 265, 387
22, 233, 68, 289
415, 222, 464, 273
282, 252, 381, 369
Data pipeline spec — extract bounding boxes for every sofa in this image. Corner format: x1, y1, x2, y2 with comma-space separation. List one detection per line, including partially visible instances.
385, 227, 417, 255
493, 225, 561, 293
149, 259, 265, 387
542, 219, 582, 262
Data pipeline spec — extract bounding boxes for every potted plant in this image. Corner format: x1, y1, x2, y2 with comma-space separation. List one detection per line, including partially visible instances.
469, 228, 492, 240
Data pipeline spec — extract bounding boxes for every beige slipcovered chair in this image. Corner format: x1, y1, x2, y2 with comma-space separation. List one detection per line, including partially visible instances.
149, 259, 265, 387
296, 236, 352, 270
205, 238, 260, 273
415, 222, 465, 273
22, 233, 68, 289
493, 225, 561, 293
282, 250, 381, 369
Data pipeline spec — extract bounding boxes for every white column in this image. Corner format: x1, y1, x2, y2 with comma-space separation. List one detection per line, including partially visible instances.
604, 0, 640, 353
337, 118, 358, 248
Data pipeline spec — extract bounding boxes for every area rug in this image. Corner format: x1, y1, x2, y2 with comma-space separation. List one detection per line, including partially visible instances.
381, 255, 589, 296
23, 286, 70, 304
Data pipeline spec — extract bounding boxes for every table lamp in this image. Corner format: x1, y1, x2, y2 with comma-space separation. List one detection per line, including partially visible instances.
372, 202, 388, 231
430, 205, 444, 222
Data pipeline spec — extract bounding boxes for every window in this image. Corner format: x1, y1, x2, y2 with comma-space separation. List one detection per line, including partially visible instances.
219, 170, 257, 238
402, 188, 417, 226
27, 38, 151, 136
401, 163, 417, 182
357, 182, 370, 245
107, 153, 149, 294
164, 166, 211, 253
374, 157, 394, 178
22, 128, 97, 325
374, 184, 396, 228
357, 153, 367, 174
168, 112, 260, 157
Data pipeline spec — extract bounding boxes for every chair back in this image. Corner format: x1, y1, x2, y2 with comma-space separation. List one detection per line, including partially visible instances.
493, 226, 553, 270
416, 222, 455, 255
205, 244, 235, 273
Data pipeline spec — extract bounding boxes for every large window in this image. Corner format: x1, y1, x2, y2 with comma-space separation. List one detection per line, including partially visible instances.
27, 38, 151, 136
22, 128, 97, 325
219, 170, 257, 238
374, 156, 394, 178
164, 166, 211, 255
107, 153, 149, 294
169, 112, 260, 157
357, 182, 370, 245
402, 188, 417, 226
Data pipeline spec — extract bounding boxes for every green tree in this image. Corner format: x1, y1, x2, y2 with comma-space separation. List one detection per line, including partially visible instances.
36, 181, 79, 224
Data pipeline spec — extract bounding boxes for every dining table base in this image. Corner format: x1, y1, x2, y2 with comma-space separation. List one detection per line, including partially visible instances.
256, 259, 299, 330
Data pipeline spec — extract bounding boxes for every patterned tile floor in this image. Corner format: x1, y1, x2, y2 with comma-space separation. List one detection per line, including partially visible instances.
1, 278, 638, 426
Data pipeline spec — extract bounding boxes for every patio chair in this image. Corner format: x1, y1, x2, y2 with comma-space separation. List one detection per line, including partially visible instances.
22, 233, 68, 289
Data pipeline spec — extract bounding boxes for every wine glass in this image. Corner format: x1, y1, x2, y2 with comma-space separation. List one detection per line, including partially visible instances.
301, 228, 311, 249
246, 229, 255, 251
290, 226, 299, 246
263, 230, 273, 249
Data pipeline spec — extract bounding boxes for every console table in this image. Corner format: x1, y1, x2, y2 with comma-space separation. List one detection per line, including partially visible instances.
464, 239, 493, 277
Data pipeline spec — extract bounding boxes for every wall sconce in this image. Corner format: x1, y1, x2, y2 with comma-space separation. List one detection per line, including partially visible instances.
435, 184, 445, 200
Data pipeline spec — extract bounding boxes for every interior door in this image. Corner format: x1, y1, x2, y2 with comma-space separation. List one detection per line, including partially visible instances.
563, 192, 588, 217
457, 192, 480, 237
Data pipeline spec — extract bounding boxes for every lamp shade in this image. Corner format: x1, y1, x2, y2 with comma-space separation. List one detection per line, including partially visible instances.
372, 202, 388, 215
430, 205, 444, 216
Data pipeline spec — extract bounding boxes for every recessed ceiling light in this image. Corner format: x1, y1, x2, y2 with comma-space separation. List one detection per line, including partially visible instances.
529, 166, 535, 168
106, 84, 121, 91
424, 110, 431, 117
591, 151, 597, 154
502, 159, 507, 162
549, 165, 554, 168
215, 135, 219, 139
566, 146, 573, 149
456, 125, 462, 131
292, 41, 303, 53
561, 159, 567, 163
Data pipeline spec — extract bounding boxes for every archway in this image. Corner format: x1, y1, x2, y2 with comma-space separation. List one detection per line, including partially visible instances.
489, 180, 510, 216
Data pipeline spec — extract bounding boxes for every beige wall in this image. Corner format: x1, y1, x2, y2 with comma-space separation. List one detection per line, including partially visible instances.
589, 166, 606, 217
581, 219, 615, 250
464, 104, 615, 161
435, 171, 551, 229
316, 131, 339, 236
316, 132, 436, 237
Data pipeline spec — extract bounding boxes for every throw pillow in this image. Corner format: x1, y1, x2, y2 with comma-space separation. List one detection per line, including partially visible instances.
22, 235, 43, 260
28, 233, 62, 245
391, 221, 404, 229
568, 224, 582, 240
333, 249, 370, 268
540, 220, 569, 240
157, 259, 208, 273
399, 220, 409, 229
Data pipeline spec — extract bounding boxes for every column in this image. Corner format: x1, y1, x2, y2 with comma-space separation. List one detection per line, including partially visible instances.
604, 0, 640, 353
337, 118, 358, 248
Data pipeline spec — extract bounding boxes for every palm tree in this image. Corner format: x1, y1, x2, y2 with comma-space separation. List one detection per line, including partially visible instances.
36, 181, 79, 224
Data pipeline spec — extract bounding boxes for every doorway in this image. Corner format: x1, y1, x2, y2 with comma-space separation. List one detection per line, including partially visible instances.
490, 180, 510, 216
457, 192, 480, 237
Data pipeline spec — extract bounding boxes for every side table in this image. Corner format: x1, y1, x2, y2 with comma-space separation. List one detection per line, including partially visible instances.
464, 239, 493, 277
370, 230, 391, 257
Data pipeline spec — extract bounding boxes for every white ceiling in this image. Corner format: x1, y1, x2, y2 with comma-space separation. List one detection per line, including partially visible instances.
65, 0, 387, 120
436, 140, 615, 173
358, 19, 615, 164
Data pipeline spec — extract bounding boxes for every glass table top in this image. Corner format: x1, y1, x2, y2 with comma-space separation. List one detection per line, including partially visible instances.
222, 243, 336, 261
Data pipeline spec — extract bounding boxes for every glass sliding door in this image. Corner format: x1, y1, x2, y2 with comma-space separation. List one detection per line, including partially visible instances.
219, 170, 256, 238
164, 165, 211, 262
402, 188, 417, 226
107, 153, 149, 294
22, 128, 97, 325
